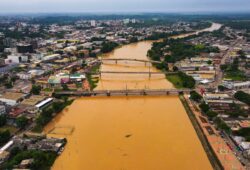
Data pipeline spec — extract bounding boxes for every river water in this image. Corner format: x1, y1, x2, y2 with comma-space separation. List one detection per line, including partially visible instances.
45, 23, 221, 170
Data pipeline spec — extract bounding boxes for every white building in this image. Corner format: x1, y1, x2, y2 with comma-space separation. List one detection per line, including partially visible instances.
43, 54, 61, 61
223, 81, 250, 90
123, 19, 130, 24
90, 20, 96, 27
5, 55, 20, 64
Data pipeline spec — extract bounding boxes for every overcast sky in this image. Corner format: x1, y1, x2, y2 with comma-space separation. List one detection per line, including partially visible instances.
1, 0, 250, 13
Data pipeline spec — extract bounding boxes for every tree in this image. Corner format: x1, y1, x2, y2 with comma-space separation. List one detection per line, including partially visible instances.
206, 111, 218, 119
82, 60, 87, 68
178, 72, 196, 89
129, 37, 138, 43
101, 42, 119, 53
0, 130, 10, 145
218, 85, 227, 92
199, 102, 210, 113
173, 66, 178, 72
190, 91, 202, 102
234, 91, 250, 106
30, 85, 42, 95
0, 115, 7, 127
214, 117, 231, 134
220, 65, 228, 71
207, 60, 212, 65
235, 128, 250, 141
16, 116, 29, 129
4, 81, 13, 89
62, 84, 69, 91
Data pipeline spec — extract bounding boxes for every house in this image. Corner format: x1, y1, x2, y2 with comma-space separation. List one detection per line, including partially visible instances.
0, 92, 27, 106
48, 73, 70, 85
223, 81, 250, 90
43, 54, 61, 61
70, 73, 86, 82
35, 98, 53, 110
19, 159, 34, 169
203, 93, 234, 113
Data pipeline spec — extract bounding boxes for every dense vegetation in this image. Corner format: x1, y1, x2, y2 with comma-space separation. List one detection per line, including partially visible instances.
235, 128, 250, 141
0, 115, 7, 127
166, 72, 195, 89
189, 91, 202, 102
220, 58, 247, 81
165, 41, 219, 63
30, 85, 42, 95
214, 117, 231, 134
148, 38, 219, 65
101, 42, 119, 53
3, 150, 57, 170
0, 130, 11, 146
234, 91, 250, 106
16, 116, 29, 129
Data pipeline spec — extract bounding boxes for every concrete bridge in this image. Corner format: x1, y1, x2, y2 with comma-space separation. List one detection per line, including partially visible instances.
99, 58, 162, 65
83, 71, 177, 78
54, 89, 191, 97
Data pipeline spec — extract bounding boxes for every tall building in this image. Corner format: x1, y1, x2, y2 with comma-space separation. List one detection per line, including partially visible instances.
90, 20, 96, 27
123, 19, 130, 24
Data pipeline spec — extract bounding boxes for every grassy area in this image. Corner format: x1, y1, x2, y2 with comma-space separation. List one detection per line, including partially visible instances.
87, 64, 100, 90
43, 88, 53, 92
0, 125, 18, 134
166, 74, 185, 89
225, 71, 247, 81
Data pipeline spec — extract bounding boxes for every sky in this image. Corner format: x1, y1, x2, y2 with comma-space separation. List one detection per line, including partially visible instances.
1, 0, 250, 13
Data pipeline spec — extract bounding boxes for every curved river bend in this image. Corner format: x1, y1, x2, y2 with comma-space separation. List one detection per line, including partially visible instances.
45, 23, 221, 170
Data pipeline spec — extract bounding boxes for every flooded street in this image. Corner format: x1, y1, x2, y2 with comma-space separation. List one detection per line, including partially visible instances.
45, 23, 222, 170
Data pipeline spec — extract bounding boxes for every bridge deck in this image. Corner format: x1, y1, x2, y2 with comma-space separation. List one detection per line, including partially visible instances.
55, 89, 191, 97
84, 71, 177, 75
100, 58, 162, 64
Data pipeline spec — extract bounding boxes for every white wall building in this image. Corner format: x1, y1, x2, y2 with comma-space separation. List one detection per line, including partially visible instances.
5, 55, 20, 64
90, 20, 96, 27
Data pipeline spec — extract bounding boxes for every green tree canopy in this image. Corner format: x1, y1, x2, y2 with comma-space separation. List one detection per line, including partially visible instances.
16, 116, 29, 129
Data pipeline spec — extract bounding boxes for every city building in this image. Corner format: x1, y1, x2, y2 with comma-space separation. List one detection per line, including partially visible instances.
17, 43, 34, 53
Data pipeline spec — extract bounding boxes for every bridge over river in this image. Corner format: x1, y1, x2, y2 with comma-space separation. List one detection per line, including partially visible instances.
83, 71, 177, 77
54, 89, 191, 97
99, 58, 162, 65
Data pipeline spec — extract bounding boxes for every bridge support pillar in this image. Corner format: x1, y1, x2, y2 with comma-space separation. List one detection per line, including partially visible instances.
115, 60, 118, 64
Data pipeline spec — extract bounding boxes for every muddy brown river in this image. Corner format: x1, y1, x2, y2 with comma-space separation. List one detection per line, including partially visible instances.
45, 23, 221, 170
